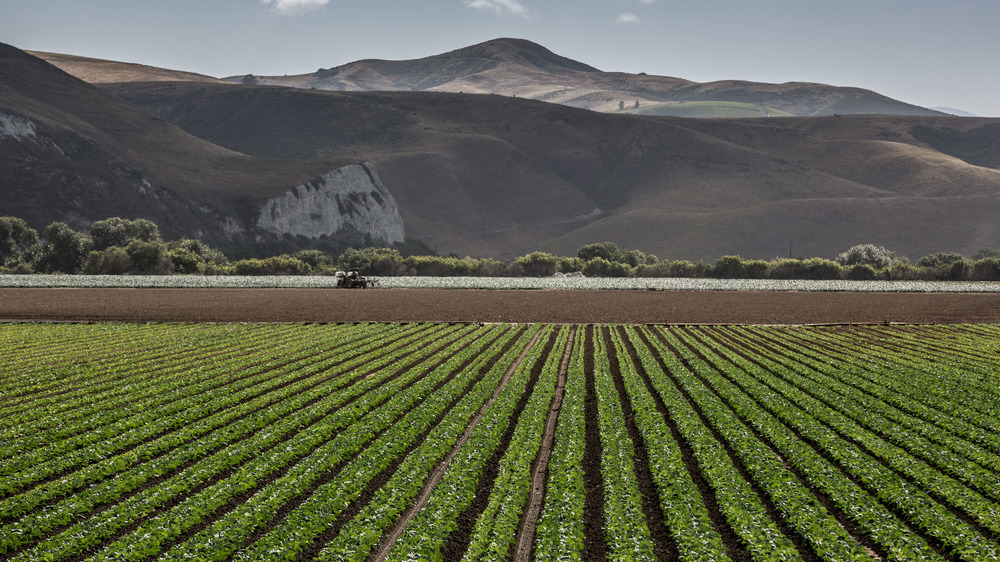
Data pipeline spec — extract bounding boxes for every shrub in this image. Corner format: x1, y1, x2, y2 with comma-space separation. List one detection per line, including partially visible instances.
557, 257, 585, 274
845, 263, 879, 280
916, 252, 965, 269
622, 249, 657, 267
577, 242, 623, 263
583, 257, 633, 277
35, 222, 92, 274
82, 247, 132, 274
338, 247, 403, 275
971, 258, 1000, 281
291, 250, 335, 272
515, 251, 558, 277
90, 217, 161, 250
168, 248, 205, 274
712, 255, 746, 278
836, 244, 898, 269
233, 255, 311, 275
0, 216, 38, 267
972, 247, 1000, 260
668, 260, 699, 277
946, 259, 972, 281
127, 240, 171, 274
635, 261, 673, 277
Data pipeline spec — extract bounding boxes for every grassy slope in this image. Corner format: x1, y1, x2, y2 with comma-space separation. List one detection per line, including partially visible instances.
104, 80, 1000, 260
2, 45, 347, 206
27, 51, 226, 84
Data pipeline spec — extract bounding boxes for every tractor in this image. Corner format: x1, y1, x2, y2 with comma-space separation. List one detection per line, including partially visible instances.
335, 269, 373, 288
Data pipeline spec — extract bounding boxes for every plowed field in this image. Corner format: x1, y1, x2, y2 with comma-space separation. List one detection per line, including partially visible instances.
2, 287, 1000, 324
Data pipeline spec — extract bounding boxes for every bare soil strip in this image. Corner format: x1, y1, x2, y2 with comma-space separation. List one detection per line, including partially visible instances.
581, 326, 608, 560
512, 327, 576, 561
3, 288, 1000, 324
438, 331, 557, 560
369, 329, 546, 562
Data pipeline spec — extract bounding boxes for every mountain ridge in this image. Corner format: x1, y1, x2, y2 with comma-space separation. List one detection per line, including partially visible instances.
33, 38, 941, 117
5, 42, 999, 261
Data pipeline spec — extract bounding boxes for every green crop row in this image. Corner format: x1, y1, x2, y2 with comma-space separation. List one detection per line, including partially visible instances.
2, 322, 998, 561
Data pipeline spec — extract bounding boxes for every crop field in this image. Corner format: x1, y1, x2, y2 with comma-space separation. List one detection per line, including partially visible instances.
2, 321, 999, 561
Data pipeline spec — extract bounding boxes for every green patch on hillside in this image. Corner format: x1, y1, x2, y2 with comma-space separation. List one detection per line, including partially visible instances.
623, 101, 795, 118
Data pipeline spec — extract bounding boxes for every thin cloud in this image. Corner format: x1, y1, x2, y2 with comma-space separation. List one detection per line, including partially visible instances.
464, 0, 531, 18
616, 12, 640, 24
260, 0, 329, 15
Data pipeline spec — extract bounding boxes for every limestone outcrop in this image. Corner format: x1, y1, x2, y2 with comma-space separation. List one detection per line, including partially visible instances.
256, 162, 405, 244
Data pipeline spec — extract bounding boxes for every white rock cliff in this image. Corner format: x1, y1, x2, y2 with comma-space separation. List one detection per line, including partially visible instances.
256, 162, 405, 244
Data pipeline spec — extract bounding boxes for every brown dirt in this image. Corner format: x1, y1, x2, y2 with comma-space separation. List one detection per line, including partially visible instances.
1, 288, 999, 324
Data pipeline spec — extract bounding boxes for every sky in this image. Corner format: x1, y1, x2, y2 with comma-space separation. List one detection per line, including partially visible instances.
2, 0, 998, 116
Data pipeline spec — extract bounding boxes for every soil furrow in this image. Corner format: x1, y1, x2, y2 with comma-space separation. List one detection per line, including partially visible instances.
659, 327, 954, 560
511, 327, 575, 562
695, 327, 1000, 543
581, 325, 608, 561
366, 328, 549, 562
604, 325, 678, 561
661, 326, 820, 562
631, 326, 752, 562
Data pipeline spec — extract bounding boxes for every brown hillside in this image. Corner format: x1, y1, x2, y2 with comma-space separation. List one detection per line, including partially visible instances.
105, 80, 1000, 260
227, 38, 941, 117
1, 44, 353, 247
28, 51, 226, 85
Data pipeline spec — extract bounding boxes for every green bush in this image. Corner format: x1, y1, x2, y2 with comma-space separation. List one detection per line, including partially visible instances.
712, 255, 746, 278
233, 255, 311, 275
0, 216, 38, 268
667, 260, 700, 277
82, 247, 132, 274
127, 240, 171, 274
845, 263, 880, 280
916, 252, 965, 269
168, 248, 205, 274
557, 257, 585, 274
947, 259, 972, 281
90, 217, 161, 250
577, 242, 623, 263
582, 257, 632, 277
515, 251, 558, 277
35, 222, 92, 274
836, 244, 897, 269
972, 258, 1000, 281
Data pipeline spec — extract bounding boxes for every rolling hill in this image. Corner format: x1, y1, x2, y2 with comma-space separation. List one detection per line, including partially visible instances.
105, 79, 1000, 260
35, 38, 943, 117
220, 38, 943, 117
5, 41, 1000, 261
0, 43, 399, 256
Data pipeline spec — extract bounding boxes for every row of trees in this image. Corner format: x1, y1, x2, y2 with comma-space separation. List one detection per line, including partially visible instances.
3, 217, 1000, 281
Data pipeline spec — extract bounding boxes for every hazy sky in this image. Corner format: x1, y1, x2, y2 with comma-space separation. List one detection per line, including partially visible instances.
2, 0, 997, 116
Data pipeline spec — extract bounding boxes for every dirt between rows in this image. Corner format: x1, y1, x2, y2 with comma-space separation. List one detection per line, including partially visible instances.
1, 288, 999, 324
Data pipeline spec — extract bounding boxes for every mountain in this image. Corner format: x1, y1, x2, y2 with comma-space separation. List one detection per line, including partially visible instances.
7, 41, 1000, 261
33, 38, 941, 117
217, 38, 943, 117
0, 44, 406, 256
105, 79, 1000, 260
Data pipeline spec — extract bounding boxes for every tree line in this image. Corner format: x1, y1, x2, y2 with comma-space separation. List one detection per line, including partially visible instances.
2, 216, 1000, 281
